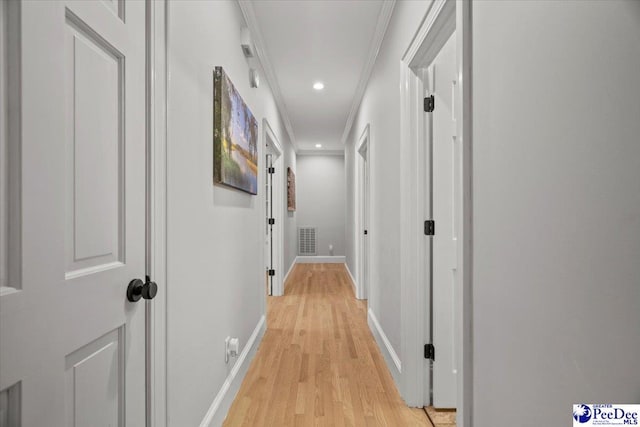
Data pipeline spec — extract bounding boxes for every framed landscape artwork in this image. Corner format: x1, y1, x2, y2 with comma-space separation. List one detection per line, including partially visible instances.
287, 167, 296, 211
213, 66, 258, 195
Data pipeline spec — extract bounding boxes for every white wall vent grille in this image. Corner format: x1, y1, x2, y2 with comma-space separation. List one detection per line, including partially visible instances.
298, 227, 317, 256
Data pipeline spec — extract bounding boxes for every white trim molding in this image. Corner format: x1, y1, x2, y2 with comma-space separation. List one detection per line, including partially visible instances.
456, 2, 474, 425
282, 258, 297, 288
295, 255, 345, 264
344, 262, 357, 296
368, 309, 402, 384
341, 1, 396, 144
148, 1, 168, 426
199, 315, 267, 427
263, 118, 283, 154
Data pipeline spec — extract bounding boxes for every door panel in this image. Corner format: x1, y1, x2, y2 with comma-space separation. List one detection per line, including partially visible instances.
65, 12, 123, 275
431, 31, 457, 409
65, 327, 124, 427
0, 1, 147, 426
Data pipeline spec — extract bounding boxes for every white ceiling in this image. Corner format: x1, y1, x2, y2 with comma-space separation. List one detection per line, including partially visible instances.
249, 0, 390, 153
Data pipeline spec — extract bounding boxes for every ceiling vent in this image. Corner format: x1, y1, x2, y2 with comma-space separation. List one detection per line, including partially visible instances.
298, 227, 317, 256
241, 27, 255, 58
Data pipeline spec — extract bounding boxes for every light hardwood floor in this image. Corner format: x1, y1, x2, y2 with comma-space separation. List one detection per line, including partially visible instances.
424, 406, 457, 427
224, 263, 432, 426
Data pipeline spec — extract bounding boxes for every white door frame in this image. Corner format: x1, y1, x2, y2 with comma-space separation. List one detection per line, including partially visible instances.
148, 0, 168, 426
262, 119, 285, 298
355, 125, 370, 300
399, 0, 472, 425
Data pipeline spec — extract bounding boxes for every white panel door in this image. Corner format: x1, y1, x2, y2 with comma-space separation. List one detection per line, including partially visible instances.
431, 31, 458, 409
0, 1, 147, 426
363, 151, 369, 300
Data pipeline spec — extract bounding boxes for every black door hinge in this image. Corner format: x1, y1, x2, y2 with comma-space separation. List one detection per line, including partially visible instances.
268, 218, 275, 225
268, 269, 275, 276
268, 167, 275, 174
424, 220, 435, 236
424, 95, 435, 113
424, 343, 435, 361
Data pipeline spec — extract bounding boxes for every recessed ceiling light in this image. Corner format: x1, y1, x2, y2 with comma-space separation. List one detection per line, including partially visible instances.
313, 82, 324, 91
315, 144, 322, 148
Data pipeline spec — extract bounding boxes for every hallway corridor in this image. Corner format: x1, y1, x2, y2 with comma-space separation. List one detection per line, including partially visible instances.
224, 264, 432, 426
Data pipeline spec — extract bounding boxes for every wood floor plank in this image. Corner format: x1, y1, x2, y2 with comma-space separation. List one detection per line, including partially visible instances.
424, 406, 457, 427
223, 263, 433, 426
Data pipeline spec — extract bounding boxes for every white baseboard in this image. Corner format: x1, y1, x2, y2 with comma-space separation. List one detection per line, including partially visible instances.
296, 255, 346, 263
344, 262, 357, 296
199, 315, 266, 427
283, 259, 297, 288
368, 308, 402, 385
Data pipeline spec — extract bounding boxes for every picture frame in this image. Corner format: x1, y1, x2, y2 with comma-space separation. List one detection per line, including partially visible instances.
287, 167, 296, 211
213, 66, 258, 195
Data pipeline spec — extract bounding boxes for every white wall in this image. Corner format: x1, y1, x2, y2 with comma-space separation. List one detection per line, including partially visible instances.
296, 155, 345, 256
345, 0, 432, 364
471, 1, 640, 425
166, 1, 295, 425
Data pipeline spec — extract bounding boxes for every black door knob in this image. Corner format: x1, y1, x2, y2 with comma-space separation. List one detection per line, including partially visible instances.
127, 276, 158, 302
142, 279, 158, 300
364, 230, 368, 235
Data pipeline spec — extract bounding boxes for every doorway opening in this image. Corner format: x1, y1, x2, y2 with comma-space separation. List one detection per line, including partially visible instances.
355, 125, 370, 300
265, 152, 274, 296
423, 29, 458, 422
399, 0, 471, 425
263, 120, 284, 298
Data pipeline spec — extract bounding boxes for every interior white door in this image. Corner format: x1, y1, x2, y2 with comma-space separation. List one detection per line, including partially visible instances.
0, 1, 148, 426
265, 153, 274, 296
357, 141, 369, 301
431, 31, 458, 408
363, 152, 369, 300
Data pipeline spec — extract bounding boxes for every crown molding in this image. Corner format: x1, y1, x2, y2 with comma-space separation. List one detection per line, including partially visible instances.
340, 0, 396, 145
238, 0, 299, 152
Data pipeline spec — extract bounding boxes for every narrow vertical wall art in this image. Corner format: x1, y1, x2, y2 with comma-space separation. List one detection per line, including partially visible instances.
287, 167, 296, 211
